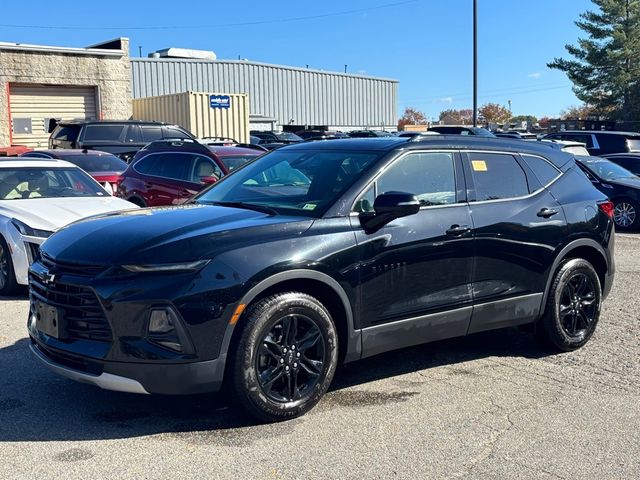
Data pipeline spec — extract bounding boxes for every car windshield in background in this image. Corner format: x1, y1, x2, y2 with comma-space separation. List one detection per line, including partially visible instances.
64, 154, 128, 172
562, 145, 590, 156
579, 158, 636, 180
276, 132, 303, 142
196, 149, 383, 217
469, 127, 495, 137
218, 155, 258, 171
0, 168, 106, 200
626, 138, 640, 151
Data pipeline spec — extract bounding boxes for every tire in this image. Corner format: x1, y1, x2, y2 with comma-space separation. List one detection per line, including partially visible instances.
0, 236, 18, 296
539, 258, 602, 352
231, 292, 338, 422
612, 198, 639, 231
127, 197, 146, 208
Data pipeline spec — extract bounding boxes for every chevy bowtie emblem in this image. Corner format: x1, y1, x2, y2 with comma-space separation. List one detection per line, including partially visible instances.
41, 272, 56, 285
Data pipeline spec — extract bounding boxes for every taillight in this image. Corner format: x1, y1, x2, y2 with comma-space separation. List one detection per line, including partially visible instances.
598, 200, 614, 218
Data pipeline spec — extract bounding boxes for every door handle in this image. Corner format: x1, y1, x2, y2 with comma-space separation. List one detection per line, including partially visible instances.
537, 208, 559, 218
446, 224, 471, 236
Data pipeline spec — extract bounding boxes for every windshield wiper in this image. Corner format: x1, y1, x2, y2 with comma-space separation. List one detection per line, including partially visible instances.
202, 201, 278, 216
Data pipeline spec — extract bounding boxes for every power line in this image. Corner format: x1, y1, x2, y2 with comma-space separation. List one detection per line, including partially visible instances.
0, 0, 421, 31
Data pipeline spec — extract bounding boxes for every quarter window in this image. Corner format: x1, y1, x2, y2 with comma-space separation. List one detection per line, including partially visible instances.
520, 154, 561, 187
140, 126, 163, 142
468, 153, 529, 201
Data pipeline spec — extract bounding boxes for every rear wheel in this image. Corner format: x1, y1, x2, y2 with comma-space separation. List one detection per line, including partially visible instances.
613, 199, 638, 231
539, 259, 601, 351
0, 237, 18, 296
231, 292, 338, 422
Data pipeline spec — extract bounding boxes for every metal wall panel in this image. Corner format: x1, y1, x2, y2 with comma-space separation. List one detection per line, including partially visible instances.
132, 91, 250, 142
131, 59, 398, 129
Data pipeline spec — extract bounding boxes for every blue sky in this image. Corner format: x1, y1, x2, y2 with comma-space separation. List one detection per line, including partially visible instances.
1, 0, 594, 120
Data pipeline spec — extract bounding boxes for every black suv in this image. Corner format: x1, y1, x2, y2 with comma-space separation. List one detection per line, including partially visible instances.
49, 120, 195, 162
544, 130, 640, 156
28, 136, 615, 421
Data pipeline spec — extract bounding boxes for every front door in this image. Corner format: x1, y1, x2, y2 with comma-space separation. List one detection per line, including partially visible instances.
350, 151, 475, 358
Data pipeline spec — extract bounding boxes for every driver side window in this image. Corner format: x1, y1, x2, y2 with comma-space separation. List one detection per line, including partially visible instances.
353, 152, 456, 212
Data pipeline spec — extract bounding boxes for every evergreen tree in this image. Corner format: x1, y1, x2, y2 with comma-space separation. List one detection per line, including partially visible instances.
548, 0, 640, 120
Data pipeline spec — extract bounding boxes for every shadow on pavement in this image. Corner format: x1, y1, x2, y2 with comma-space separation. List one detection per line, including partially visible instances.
0, 327, 554, 443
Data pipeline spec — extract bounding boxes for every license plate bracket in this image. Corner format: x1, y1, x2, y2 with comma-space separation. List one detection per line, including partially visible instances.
35, 302, 65, 339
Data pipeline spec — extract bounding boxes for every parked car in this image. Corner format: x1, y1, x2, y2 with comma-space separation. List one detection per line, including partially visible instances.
250, 135, 285, 151
495, 131, 537, 140
574, 155, 640, 230
29, 136, 615, 421
116, 139, 265, 207
250, 131, 303, 144
396, 131, 440, 138
538, 140, 591, 156
600, 153, 640, 176
296, 130, 349, 140
20, 149, 128, 195
428, 125, 495, 136
0, 158, 136, 294
347, 130, 394, 138
48, 120, 195, 163
543, 130, 640, 156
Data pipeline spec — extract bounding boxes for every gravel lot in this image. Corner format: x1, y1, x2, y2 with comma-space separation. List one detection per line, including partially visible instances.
0, 235, 638, 479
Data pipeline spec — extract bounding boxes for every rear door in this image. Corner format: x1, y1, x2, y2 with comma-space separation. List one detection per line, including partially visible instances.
136, 152, 195, 206
462, 151, 567, 333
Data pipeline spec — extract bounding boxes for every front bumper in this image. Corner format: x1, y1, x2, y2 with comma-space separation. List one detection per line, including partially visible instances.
30, 337, 226, 395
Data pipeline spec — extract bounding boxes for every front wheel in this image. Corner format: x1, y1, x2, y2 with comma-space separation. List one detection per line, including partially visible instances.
231, 292, 338, 422
539, 259, 602, 351
613, 199, 638, 231
0, 237, 18, 296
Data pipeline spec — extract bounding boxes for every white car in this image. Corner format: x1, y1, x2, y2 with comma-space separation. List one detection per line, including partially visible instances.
0, 159, 137, 295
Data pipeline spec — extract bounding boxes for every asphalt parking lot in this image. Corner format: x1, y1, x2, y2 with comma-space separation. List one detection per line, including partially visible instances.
0, 236, 638, 480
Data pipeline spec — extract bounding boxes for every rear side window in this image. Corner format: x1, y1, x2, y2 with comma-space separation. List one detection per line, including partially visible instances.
164, 127, 191, 140
520, 154, 561, 187
134, 153, 191, 181
141, 126, 163, 142
83, 125, 125, 142
52, 125, 80, 142
467, 153, 529, 201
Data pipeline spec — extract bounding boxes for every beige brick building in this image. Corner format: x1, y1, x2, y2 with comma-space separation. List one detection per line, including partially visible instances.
0, 38, 131, 148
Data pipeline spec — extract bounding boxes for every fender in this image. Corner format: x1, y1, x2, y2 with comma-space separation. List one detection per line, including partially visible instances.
541, 238, 610, 308
217, 269, 362, 366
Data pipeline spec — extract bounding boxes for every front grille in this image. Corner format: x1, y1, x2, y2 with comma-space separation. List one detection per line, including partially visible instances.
31, 339, 103, 375
25, 242, 41, 265
29, 273, 113, 342
40, 252, 108, 277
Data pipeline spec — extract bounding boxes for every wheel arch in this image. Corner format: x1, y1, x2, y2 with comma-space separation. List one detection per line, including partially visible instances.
221, 270, 361, 367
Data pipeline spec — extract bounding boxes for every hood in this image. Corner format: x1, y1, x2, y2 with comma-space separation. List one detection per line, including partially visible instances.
606, 176, 640, 189
41, 204, 314, 266
0, 196, 137, 232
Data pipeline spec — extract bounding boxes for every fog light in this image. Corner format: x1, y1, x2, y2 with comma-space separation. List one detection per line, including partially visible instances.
146, 307, 194, 354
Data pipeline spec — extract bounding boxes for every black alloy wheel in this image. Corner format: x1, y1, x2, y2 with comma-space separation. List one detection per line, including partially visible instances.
539, 258, 601, 351
231, 292, 338, 422
0, 237, 18, 296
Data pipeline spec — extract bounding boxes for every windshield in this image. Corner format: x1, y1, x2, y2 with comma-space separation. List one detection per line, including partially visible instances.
0, 167, 107, 200
218, 154, 259, 171
195, 149, 383, 217
579, 158, 636, 180
562, 145, 590, 156
470, 127, 496, 137
626, 138, 640, 152
275, 132, 303, 142
63, 154, 128, 172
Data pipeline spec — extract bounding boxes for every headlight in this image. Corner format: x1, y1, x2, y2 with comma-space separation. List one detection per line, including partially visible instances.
11, 219, 53, 238
122, 259, 210, 273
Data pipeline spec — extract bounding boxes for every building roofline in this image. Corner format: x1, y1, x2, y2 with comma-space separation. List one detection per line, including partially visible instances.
131, 57, 399, 83
0, 41, 124, 57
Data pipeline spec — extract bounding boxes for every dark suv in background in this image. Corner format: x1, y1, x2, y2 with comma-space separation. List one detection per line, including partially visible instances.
48, 120, 195, 162
29, 136, 615, 422
544, 130, 640, 156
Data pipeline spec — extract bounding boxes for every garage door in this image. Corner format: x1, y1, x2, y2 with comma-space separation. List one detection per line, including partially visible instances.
9, 85, 97, 148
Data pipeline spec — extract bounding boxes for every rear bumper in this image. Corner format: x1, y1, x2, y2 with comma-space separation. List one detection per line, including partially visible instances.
30, 338, 226, 395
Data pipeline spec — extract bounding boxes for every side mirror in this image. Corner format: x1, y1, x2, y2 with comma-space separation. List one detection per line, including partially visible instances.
359, 191, 420, 233
200, 175, 218, 185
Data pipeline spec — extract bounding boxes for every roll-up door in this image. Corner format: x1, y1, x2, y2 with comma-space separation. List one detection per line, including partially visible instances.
9, 85, 97, 148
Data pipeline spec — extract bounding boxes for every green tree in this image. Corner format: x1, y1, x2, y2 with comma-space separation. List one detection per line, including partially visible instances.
548, 0, 640, 120
510, 114, 538, 124
559, 104, 597, 119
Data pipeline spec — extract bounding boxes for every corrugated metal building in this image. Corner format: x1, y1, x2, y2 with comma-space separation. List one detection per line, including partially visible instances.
130, 58, 398, 132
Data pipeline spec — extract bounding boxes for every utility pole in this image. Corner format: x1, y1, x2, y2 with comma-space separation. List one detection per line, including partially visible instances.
138, 46, 142, 58
472, 0, 478, 127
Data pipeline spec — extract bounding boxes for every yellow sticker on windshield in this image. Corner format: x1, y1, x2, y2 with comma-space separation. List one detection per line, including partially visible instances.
472, 160, 488, 172
302, 203, 317, 210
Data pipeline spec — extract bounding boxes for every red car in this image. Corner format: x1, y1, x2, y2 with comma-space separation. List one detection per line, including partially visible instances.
116, 140, 261, 207
20, 149, 128, 195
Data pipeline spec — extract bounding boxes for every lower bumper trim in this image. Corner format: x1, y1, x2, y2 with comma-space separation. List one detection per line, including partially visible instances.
30, 343, 149, 395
